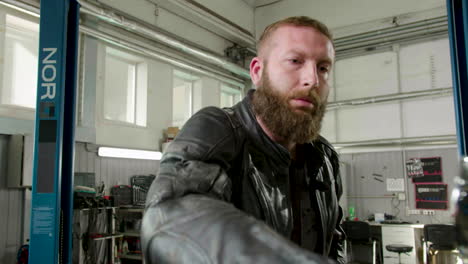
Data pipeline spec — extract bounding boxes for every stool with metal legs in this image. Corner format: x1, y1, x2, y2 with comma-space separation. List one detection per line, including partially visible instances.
385, 244, 413, 264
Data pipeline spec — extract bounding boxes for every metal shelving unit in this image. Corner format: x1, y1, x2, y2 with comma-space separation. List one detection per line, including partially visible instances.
73, 207, 121, 264
116, 207, 145, 263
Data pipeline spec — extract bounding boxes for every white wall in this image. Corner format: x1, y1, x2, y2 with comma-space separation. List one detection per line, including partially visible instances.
94, 42, 172, 150
82, 1, 252, 150
335, 51, 399, 101
98, 0, 248, 56
321, 37, 455, 145
255, 0, 446, 38
194, 0, 255, 33
91, 37, 229, 150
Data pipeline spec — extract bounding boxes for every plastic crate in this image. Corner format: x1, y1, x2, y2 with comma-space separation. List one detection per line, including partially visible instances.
111, 185, 133, 206
74, 172, 95, 188
130, 175, 155, 189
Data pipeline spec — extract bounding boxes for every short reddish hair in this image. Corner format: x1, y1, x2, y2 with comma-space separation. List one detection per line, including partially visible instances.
257, 16, 333, 57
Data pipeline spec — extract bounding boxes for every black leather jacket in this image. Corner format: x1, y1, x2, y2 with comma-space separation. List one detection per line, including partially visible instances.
142, 90, 345, 263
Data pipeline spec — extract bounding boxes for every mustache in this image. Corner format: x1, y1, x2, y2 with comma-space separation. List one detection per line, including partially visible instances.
287, 90, 322, 107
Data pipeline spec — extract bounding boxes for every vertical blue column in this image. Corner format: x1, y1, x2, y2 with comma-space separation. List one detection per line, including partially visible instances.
447, 0, 468, 257
61, 1, 80, 263
29, 0, 80, 263
447, 0, 468, 156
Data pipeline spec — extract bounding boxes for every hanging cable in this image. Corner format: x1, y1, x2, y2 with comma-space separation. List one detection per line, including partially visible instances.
391, 197, 401, 217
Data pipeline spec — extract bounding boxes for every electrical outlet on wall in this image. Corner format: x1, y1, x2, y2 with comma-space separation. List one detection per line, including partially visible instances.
422, 210, 436, 215
397, 193, 406, 200
407, 209, 420, 215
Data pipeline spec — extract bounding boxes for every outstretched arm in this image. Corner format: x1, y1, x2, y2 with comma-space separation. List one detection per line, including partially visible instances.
141, 107, 331, 263
143, 194, 333, 263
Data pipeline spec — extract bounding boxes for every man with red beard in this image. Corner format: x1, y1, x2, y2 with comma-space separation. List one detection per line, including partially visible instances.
142, 16, 345, 264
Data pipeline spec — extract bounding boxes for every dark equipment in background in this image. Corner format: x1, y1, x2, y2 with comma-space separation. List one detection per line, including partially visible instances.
16, 241, 29, 264
111, 175, 156, 207
423, 224, 458, 264
343, 221, 380, 264
111, 185, 133, 207
131, 174, 156, 206
73, 173, 110, 209
454, 159, 468, 261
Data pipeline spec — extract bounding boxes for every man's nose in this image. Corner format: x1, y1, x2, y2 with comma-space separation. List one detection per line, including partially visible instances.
301, 64, 319, 89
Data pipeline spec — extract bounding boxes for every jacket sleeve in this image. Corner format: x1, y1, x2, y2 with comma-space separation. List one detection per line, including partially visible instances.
328, 152, 346, 264
142, 107, 331, 264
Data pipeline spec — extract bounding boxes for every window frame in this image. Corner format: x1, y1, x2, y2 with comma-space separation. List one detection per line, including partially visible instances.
100, 44, 148, 128
172, 69, 200, 127
220, 84, 242, 108
0, 6, 40, 120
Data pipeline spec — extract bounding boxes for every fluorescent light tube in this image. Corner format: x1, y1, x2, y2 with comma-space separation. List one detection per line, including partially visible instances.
98, 147, 162, 160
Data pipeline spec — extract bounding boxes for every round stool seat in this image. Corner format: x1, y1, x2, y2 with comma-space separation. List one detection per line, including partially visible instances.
386, 244, 413, 253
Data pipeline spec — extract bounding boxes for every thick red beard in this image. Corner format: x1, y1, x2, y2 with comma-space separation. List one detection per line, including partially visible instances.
252, 73, 327, 144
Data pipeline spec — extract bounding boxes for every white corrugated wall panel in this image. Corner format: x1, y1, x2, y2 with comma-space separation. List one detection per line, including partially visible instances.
402, 96, 456, 137
337, 103, 401, 142
400, 38, 453, 92
322, 109, 337, 143
335, 51, 399, 101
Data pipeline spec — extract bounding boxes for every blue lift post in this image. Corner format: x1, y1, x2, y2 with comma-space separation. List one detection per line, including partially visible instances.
29, 0, 80, 263
446, 0, 468, 257
447, 0, 468, 157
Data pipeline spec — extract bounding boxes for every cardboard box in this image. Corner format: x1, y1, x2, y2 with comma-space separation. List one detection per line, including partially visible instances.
166, 127, 179, 139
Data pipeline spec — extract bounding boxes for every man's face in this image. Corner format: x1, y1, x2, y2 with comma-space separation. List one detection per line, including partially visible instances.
250, 25, 335, 143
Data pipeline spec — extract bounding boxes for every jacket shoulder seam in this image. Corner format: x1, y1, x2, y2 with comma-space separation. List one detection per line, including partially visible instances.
200, 107, 240, 161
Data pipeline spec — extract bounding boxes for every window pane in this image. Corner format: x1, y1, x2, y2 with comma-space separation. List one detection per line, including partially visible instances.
1, 14, 39, 108
103, 52, 136, 123
234, 93, 242, 104
172, 70, 200, 127
192, 79, 202, 114
220, 85, 242, 108
135, 63, 147, 127
172, 78, 192, 127
220, 92, 233, 108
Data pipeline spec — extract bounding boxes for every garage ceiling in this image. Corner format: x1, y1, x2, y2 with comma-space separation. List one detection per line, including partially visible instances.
241, 0, 284, 8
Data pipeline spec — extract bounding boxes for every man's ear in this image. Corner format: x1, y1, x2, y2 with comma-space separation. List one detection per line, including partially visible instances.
250, 57, 263, 87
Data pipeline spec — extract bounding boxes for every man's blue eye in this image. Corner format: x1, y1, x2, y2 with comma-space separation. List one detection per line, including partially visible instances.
320, 66, 329, 72
290, 59, 301, 64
